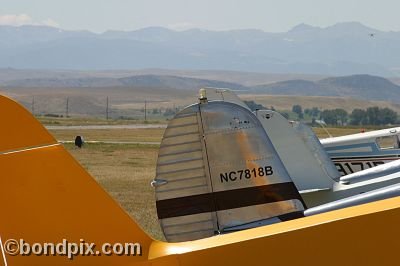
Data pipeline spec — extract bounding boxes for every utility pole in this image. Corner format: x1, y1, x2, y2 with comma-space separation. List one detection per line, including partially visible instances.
144, 100, 147, 121
31, 96, 35, 115
106, 97, 109, 120
66, 97, 69, 118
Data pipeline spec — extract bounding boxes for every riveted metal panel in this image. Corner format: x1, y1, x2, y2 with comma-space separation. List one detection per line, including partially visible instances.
199, 102, 304, 231
154, 100, 305, 242
155, 106, 217, 242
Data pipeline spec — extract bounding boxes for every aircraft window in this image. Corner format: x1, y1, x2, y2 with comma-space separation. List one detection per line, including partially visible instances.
376, 136, 399, 150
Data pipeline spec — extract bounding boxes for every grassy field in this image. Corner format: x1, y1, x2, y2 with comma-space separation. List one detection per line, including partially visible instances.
56, 126, 373, 241
64, 143, 164, 240
312, 127, 367, 139
0, 86, 194, 119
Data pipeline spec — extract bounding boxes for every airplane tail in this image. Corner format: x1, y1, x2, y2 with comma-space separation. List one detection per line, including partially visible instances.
254, 110, 339, 194
153, 93, 306, 242
0, 95, 152, 266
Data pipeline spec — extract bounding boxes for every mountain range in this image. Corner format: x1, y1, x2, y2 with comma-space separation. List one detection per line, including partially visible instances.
1, 22, 400, 76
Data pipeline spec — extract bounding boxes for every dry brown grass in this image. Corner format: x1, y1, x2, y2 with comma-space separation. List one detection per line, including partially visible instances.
312, 127, 368, 139
64, 143, 164, 240
0, 86, 195, 118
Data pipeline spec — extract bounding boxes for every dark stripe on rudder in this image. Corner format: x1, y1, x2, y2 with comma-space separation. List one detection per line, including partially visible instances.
156, 182, 304, 219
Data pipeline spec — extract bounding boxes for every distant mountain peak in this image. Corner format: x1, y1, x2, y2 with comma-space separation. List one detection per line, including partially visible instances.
325, 21, 379, 33
289, 23, 320, 33
134, 26, 174, 33
289, 22, 379, 34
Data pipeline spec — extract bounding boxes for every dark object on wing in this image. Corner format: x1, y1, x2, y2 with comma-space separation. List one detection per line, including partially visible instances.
74, 135, 84, 148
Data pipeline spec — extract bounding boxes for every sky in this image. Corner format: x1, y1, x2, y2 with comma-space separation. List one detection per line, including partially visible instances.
0, 0, 399, 32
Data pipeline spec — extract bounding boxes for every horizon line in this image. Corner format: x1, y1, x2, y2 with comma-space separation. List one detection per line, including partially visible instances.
0, 21, 391, 34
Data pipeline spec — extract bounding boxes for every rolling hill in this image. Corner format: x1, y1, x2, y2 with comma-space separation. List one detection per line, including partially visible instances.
2, 74, 248, 91
2, 71, 400, 103
253, 74, 400, 102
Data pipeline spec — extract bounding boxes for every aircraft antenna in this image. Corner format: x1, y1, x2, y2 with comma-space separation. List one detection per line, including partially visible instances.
315, 120, 333, 138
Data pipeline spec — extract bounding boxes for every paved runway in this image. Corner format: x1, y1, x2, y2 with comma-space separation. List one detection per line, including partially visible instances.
46, 124, 167, 130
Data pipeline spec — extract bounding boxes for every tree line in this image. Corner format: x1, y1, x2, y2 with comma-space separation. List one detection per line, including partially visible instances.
244, 101, 398, 126
291, 105, 398, 126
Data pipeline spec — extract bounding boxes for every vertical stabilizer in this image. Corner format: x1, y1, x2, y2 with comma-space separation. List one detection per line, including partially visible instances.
255, 110, 338, 192
154, 99, 305, 242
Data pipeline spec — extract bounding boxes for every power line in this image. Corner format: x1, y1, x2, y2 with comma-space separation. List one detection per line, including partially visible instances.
31, 96, 35, 115
145, 100, 147, 121
66, 97, 69, 118
106, 97, 109, 120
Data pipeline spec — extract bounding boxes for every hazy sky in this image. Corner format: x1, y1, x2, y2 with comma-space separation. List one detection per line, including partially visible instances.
0, 0, 399, 32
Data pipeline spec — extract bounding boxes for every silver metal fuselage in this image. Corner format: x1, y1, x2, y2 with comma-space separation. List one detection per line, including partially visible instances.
321, 128, 400, 175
